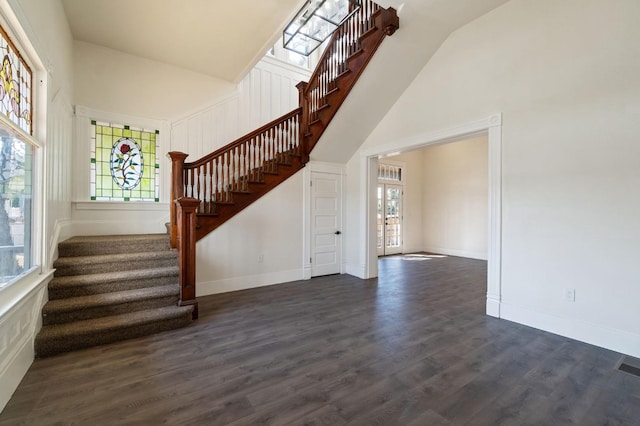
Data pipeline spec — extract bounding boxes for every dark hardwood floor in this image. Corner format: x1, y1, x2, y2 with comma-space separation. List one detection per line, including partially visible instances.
2, 254, 639, 425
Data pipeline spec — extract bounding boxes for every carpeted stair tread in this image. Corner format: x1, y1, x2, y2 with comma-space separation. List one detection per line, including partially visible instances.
48, 265, 179, 296
53, 250, 178, 276
58, 234, 170, 257
35, 305, 193, 357
43, 284, 179, 315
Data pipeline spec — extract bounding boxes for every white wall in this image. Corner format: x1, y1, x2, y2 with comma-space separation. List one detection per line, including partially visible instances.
171, 56, 309, 160
421, 136, 488, 259
196, 171, 305, 295
73, 41, 237, 121
354, 0, 640, 357
1, 0, 75, 412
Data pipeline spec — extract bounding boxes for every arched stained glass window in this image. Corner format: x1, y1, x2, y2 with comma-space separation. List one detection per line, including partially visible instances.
90, 120, 159, 202
0, 26, 32, 135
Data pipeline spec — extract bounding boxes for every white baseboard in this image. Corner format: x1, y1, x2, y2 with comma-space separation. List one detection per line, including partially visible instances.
423, 246, 487, 260
196, 269, 305, 296
500, 301, 640, 359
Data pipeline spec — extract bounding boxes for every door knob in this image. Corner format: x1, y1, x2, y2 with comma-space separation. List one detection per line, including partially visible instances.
335, 231, 342, 235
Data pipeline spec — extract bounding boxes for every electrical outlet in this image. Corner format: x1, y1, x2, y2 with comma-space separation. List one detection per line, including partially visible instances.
565, 288, 576, 302
258, 254, 264, 263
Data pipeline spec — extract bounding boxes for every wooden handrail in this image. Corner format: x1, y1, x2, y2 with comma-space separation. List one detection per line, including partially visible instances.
184, 108, 302, 169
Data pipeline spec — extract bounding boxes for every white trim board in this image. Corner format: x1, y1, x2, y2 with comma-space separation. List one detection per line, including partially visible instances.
361, 113, 503, 318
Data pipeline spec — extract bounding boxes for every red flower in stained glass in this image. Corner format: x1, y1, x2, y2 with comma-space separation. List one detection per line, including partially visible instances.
120, 144, 131, 154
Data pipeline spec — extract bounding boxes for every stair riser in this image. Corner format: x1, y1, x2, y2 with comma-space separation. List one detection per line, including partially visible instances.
35, 315, 192, 358
43, 295, 179, 325
48, 274, 179, 300
54, 257, 178, 277
58, 239, 171, 257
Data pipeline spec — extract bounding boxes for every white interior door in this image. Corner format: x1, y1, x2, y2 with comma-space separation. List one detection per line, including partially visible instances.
311, 171, 342, 276
377, 183, 403, 256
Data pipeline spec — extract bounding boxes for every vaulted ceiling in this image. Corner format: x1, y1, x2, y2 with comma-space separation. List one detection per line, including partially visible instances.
61, 0, 510, 85
61, 0, 303, 83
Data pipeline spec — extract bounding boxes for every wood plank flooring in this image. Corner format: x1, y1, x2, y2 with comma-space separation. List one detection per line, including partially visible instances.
2, 254, 640, 425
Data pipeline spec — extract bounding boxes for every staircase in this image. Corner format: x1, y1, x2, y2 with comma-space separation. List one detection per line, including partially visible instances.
169, 1, 399, 314
35, 1, 398, 357
35, 234, 193, 357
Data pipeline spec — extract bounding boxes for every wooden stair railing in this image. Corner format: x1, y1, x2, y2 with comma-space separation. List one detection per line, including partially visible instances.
299, 0, 399, 153
170, 0, 399, 316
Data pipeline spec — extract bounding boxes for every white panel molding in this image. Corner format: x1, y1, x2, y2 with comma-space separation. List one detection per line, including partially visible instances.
197, 268, 305, 296
0, 270, 52, 412
171, 91, 240, 125
362, 113, 503, 317
500, 302, 640, 359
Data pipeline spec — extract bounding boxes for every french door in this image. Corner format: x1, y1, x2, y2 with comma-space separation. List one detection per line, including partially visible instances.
377, 183, 403, 256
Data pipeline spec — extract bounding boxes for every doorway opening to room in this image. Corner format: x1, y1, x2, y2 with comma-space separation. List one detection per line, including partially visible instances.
361, 114, 503, 317
377, 135, 489, 261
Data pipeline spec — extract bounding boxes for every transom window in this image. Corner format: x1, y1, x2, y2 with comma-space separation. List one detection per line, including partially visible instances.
90, 120, 159, 202
0, 25, 31, 135
378, 163, 402, 182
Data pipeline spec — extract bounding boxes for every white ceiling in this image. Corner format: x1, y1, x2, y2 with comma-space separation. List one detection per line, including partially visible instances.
61, 0, 509, 85
61, 0, 303, 83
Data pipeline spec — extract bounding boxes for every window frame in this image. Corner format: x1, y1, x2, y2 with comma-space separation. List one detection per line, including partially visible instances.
0, 13, 46, 292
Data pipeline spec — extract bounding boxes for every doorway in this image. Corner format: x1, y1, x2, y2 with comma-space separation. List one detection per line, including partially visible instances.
310, 170, 342, 277
359, 114, 503, 318
377, 183, 403, 256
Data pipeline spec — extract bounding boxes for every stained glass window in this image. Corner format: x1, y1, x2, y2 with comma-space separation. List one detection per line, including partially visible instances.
90, 120, 159, 202
0, 26, 32, 135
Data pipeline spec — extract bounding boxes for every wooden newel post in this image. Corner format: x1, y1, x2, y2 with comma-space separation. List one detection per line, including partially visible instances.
168, 151, 189, 249
176, 197, 200, 319
296, 81, 310, 164
378, 7, 400, 36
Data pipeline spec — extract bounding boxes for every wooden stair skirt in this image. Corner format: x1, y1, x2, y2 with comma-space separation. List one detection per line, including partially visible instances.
169, 1, 399, 315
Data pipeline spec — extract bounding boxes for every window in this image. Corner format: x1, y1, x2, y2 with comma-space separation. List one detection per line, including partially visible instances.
90, 120, 160, 202
0, 24, 34, 288
378, 163, 402, 182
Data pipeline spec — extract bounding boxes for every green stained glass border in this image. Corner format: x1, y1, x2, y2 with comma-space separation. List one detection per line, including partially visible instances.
90, 120, 160, 202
